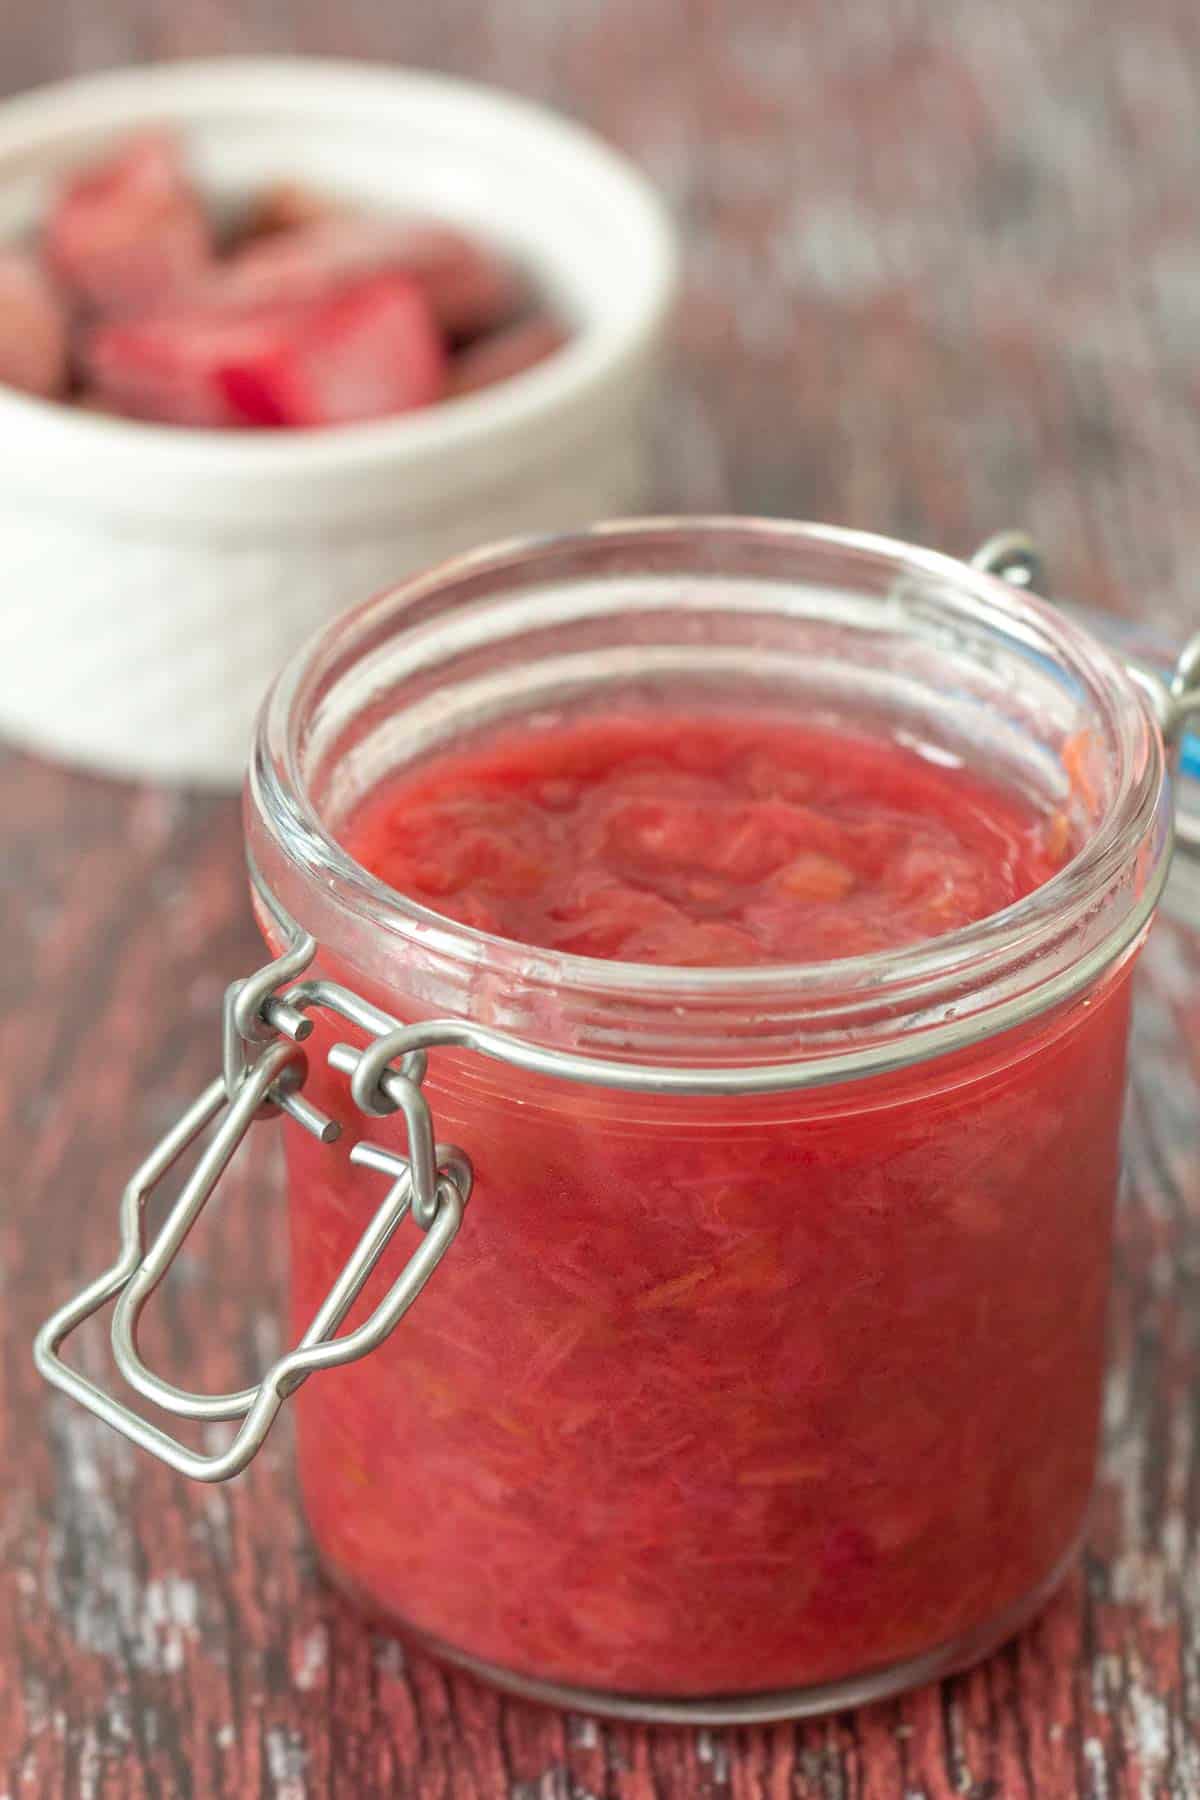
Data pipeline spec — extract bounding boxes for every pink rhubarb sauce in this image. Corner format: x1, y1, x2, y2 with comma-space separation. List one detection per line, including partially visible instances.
284, 710, 1129, 1697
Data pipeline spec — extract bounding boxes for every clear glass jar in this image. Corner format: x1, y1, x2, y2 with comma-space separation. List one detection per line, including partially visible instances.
238, 519, 1171, 1722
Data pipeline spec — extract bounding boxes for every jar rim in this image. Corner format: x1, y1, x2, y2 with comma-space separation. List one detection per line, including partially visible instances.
248, 518, 1170, 1064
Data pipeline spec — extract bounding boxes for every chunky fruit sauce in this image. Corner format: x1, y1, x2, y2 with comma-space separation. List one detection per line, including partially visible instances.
282, 709, 1130, 1698
342, 712, 1067, 962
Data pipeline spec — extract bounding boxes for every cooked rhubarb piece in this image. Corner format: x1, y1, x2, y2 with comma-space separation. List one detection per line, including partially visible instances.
448, 315, 568, 396
0, 249, 69, 398
45, 131, 211, 312
217, 216, 522, 337
85, 269, 445, 429
239, 181, 337, 241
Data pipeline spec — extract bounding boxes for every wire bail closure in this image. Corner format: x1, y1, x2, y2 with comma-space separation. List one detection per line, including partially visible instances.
34, 529, 1199, 1480
971, 531, 1200, 848
33, 942, 472, 1482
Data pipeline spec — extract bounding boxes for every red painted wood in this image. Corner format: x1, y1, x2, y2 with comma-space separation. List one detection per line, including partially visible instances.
4, 2, 1200, 1793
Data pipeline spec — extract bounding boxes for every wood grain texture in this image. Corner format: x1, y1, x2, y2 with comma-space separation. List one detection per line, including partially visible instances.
3, 1, 1200, 1794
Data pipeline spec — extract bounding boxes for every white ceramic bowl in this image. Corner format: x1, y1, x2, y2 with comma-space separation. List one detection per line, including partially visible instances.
0, 59, 678, 787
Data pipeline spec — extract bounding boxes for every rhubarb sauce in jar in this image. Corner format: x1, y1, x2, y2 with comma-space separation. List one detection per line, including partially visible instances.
236, 521, 1171, 1720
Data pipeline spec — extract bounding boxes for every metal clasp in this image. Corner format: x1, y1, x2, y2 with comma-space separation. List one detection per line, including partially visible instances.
33, 946, 472, 1482
971, 531, 1200, 848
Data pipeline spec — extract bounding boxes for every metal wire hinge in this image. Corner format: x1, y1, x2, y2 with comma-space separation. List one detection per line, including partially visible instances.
972, 530, 1200, 768
971, 529, 1200, 853
33, 939, 472, 1482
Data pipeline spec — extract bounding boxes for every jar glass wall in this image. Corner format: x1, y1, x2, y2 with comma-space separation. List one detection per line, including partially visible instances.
245, 521, 1171, 1721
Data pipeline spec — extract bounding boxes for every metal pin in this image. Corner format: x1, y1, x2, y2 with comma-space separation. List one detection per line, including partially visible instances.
264, 998, 314, 1043
278, 1090, 340, 1144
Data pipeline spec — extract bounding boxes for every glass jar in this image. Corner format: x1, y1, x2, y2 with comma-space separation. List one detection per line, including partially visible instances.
38, 521, 1197, 1724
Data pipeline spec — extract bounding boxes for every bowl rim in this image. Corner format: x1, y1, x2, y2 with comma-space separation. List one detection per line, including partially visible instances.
0, 57, 679, 491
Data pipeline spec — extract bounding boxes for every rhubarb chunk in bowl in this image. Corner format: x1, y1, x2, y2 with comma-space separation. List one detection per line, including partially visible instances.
0, 60, 676, 785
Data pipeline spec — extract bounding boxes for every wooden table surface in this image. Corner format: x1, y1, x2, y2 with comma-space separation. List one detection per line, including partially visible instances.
4, 4, 1200, 1795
